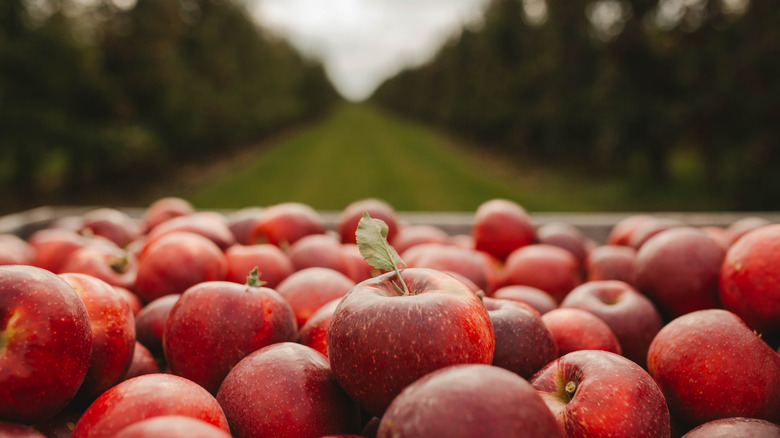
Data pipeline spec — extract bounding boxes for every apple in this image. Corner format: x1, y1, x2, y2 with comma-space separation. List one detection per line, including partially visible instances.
378, 364, 564, 437
402, 243, 496, 294
115, 415, 232, 438
560, 280, 663, 367
298, 298, 342, 357
500, 243, 582, 302
133, 231, 227, 303
491, 284, 558, 314
223, 243, 294, 288
275, 267, 356, 328
59, 272, 136, 404
0, 420, 46, 437
720, 224, 780, 340
340, 243, 378, 283
700, 225, 730, 251
123, 341, 160, 381
389, 224, 451, 255
114, 286, 142, 316
0, 234, 35, 265
626, 216, 684, 249
249, 202, 327, 248
80, 208, 143, 247
584, 244, 637, 283
483, 297, 558, 379
71, 373, 230, 438
606, 214, 653, 246
338, 198, 400, 245
472, 198, 535, 260
226, 206, 265, 245
328, 267, 495, 416
163, 278, 298, 394
217, 342, 361, 438
633, 226, 724, 320
724, 216, 772, 246
28, 228, 115, 274
682, 417, 780, 437
142, 196, 195, 233
143, 211, 236, 251
287, 233, 352, 276
531, 350, 670, 437
60, 244, 137, 289
536, 221, 588, 266
0, 265, 93, 424
647, 309, 780, 428
134, 294, 180, 359
541, 307, 622, 356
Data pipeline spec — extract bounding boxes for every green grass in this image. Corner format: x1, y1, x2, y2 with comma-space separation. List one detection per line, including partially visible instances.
185, 103, 726, 212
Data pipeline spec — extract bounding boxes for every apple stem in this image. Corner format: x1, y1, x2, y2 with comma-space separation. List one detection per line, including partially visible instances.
246, 267, 267, 287
564, 381, 577, 401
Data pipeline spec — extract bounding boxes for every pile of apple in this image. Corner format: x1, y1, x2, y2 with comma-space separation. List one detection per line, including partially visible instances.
1, 197, 780, 438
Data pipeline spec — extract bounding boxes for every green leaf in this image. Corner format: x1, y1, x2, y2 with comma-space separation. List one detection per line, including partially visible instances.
356, 211, 410, 294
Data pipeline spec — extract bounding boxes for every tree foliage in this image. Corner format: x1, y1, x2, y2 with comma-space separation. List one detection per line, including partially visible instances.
371, 0, 780, 210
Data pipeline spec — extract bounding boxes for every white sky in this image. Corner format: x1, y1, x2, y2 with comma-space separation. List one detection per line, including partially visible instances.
250, 0, 490, 101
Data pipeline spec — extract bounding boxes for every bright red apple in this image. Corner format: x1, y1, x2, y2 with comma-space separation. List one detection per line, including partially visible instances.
298, 298, 341, 357
0, 265, 93, 424
163, 277, 298, 394
60, 244, 137, 289
531, 350, 670, 437
541, 307, 622, 356
585, 244, 637, 283
142, 196, 195, 233
328, 268, 495, 416
223, 243, 294, 288
217, 342, 361, 438
249, 202, 326, 248
338, 198, 399, 245
472, 198, 535, 260
275, 267, 356, 328
647, 309, 780, 428
71, 373, 230, 438
389, 224, 451, 255
340, 243, 377, 283
287, 233, 352, 276
143, 211, 235, 251
491, 284, 558, 314
402, 243, 496, 294
500, 243, 582, 302
378, 364, 564, 438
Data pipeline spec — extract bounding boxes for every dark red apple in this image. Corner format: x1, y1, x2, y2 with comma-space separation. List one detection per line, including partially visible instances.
143, 211, 235, 251
164, 279, 298, 394
536, 221, 588, 266
500, 243, 582, 302
133, 231, 227, 303
0, 265, 92, 424
123, 341, 159, 381
287, 233, 352, 276
472, 198, 535, 260
275, 267, 356, 328
80, 208, 143, 247
483, 297, 558, 379
60, 273, 136, 404
0, 420, 46, 437
249, 202, 326, 248
633, 227, 724, 320
298, 298, 341, 357
0, 234, 35, 265
720, 224, 780, 339
227, 206, 265, 245
115, 415, 232, 438
585, 244, 637, 283
531, 350, 670, 437
491, 284, 558, 314
223, 243, 294, 288
71, 373, 230, 438
134, 294, 180, 358
560, 280, 663, 367
216, 342, 361, 438
338, 198, 399, 245
647, 309, 780, 428
378, 364, 564, 438
142, 196, 195, 232
328, 268, 495, 416
541, 307, 622, 356
682, 417, 780, 437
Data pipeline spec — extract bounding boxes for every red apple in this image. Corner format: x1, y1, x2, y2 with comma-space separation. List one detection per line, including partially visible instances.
536, 221, 588, 266
606, 214, 653, 246
0, 421, 46, 437
59, 273, 136, 404
60, 244, 137, 289
500, 243, 582, 302
472, 198, 535, 260
585, 244, 637, 283
28, 228, 114, 274
298, 298, 341, 357
0, 265, 92, 424
682, 417, 780, 437
223, 243, 294, 288
143, 211, 235, 251
163, 279, 298, 394
627, 216, 684, 249
123, 342, 159, 381
287, 233, 352, 276
340, 243, 377, 283
80, 208, 143, 247
134, 294, 180, 358
541, 307, 622, 356
483, 297, 558, 379
338, 198, 399, 245
724, 216, 772, 246
389, 224, 451, 255
647, 309, 780, 428
114, 286, 142, 316
378, 364, 564, 437
133, 231, 227, 303
491, 284, 558, 314
0, 234, 35, 265
560, 280, 663, 367
115, 415, 232, 438
402, 243, 495, 294
328, 268, 495, 415
71, 374, 230, 438
216, 342, 361, 438
227, 206, 265, 245
531, 350, 670, 437
276, 267, 356, 328
249, 202, 326, 248
142, 196, 195, 232
633, 227, 724, 320
720, 224, 780, 339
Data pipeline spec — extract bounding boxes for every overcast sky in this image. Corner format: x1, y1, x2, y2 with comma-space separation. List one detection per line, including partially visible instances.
250, 0, 490, 101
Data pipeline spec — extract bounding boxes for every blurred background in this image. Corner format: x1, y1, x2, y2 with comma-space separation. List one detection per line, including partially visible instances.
1, 0, 778, 215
